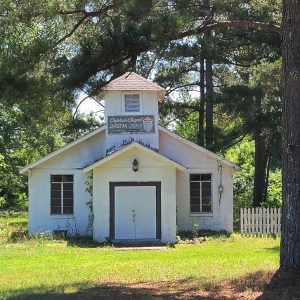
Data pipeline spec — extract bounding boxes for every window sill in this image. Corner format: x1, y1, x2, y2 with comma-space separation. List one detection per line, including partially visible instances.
50, 215, 75, 219
189, 213, 214, 217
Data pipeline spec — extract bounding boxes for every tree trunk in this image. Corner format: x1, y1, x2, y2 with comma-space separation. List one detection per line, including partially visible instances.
112, 0, 123, 76
198, 58, 205, 146
253, 137, 265, 207
263, 151, 271, 203
205, 58, 214, 149
253, 95, 267, 207
203, 0, 214, 150
280, 0, 300, 270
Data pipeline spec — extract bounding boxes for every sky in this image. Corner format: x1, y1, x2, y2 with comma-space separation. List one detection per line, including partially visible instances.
76, 93, 104, 121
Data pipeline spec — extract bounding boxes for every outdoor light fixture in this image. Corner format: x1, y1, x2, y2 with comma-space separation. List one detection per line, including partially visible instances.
218, 184, 224, 194
132, 159, 139, 172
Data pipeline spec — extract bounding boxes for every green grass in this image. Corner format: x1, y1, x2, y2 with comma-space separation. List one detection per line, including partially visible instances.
0, 211, 280, 299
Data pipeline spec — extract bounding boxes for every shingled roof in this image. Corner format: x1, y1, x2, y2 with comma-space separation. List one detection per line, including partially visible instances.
103, 72, 166, 101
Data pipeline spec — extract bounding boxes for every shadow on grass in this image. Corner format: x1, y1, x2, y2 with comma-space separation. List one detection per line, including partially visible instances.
257, 269, 300, 300
63, 236, 101, 248
5, 278, 215, 300
264, 245, 280, 253
7, 271, 298, 300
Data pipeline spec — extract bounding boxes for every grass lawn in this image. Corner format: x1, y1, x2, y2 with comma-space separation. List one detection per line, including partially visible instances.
0, 211, 289, 299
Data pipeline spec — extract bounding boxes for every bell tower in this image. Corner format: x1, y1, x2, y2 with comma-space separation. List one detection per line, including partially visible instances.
102, 72, 165, 151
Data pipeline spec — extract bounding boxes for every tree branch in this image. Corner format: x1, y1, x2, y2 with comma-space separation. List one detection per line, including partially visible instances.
54, 4, 115, 48
179, 20, 281, 38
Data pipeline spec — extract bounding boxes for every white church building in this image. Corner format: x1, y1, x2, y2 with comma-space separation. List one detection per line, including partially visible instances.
20, 72, 240, 243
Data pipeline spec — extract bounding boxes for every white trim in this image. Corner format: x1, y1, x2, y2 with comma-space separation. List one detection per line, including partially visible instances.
83, 142, 186, 173
50, 173, 74, 217
189, 213, 214, 217
189, 172, 213, 214
19, 126, 106, 174
158, 126, 241, 171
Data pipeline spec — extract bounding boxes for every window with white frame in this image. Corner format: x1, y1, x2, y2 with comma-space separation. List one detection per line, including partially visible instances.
124, 94, 140, 112
50, 175, 74, 215
190, 174, 212, 213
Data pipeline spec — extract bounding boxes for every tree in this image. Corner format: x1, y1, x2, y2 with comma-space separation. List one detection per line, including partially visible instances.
0, 0, 282, 209
280, 0, 300, 270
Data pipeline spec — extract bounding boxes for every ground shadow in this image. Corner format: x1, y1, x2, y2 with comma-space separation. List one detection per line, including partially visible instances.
6, 278, 217, 300
7, 271, 294, 300
257, 269, 300, 300
264, 245, 280, 253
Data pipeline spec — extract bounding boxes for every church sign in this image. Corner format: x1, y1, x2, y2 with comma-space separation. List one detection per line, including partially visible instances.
108, 115, 155, 134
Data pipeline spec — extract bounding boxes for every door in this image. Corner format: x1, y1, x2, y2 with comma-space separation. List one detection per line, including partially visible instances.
112, 183, 160, 240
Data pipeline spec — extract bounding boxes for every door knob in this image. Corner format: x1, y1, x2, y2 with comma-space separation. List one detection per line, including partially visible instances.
132, 209, 135, 223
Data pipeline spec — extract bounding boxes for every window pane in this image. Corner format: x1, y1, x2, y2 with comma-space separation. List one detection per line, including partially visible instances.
63, 181, 73, 215
63, 190, 73, 198
63, 183, 73, 191
190, 182, 200, 189
201, 174, 211, 181
51, 181, 61, 213
191, 205, 200, 212
202, 182, 211, 209
190, 174, 200, 181
202, 197, 211, 205
51, 206, 61, 214
51, 191, 61, 199
202, 182, 211, 197
191, 197, 200, 205
51, 175, 62, 182
63, 206, 73, 215
51, 183, 61, 191
202, 205, 212, 213
51, 198, 61, 207
63, 175, 73, 182
190, 189, 200, 197
63, 198, 73, 207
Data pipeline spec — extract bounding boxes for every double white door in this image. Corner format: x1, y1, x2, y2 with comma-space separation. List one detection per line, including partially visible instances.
115, 186, 156, 240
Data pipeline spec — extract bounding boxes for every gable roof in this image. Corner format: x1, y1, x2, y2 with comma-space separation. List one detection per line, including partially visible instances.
20, 124, 240, 175
19, 125, 106, 175
103, 72, 166, 102
83, 141, 186, 173
158, 126, 241, 171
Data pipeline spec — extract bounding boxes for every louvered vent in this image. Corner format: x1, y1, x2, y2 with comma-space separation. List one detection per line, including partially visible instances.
125, 94, 140, 112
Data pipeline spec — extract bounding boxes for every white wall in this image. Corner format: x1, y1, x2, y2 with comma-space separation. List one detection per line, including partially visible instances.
104, 91, 160, 150
27, 123, 234, 238
159, 130, 234, 232
28, 169, 89, 235
28, 130, 106, 235
93, 147, 177, 243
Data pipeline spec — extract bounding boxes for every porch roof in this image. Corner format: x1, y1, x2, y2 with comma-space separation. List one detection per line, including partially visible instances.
83, 141, 186, 173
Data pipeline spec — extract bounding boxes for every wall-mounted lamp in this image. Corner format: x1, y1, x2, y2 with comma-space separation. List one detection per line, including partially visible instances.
132, 159, 139, 172
218, 184, 224, 194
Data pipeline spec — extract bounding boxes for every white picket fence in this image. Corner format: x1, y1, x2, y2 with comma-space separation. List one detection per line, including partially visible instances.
240, 207, 281, 236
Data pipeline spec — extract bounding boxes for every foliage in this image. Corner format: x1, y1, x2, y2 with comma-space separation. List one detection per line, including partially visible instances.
0, 0, 283, 211
225, 138, 282, 221
85, 172, 94, 236
263, 169, 282, 208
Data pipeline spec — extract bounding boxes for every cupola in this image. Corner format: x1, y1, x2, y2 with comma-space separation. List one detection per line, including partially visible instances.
101, 72, 166, 150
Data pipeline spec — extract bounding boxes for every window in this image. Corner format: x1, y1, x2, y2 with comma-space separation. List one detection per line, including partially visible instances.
50, 175, 74, 215
125, 94, 140, 112
190, 174, 212, 213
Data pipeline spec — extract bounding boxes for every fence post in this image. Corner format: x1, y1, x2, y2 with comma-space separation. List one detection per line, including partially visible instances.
259, 208, 262, 236
240, 207, 282, 237
240, 208, 244, 235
